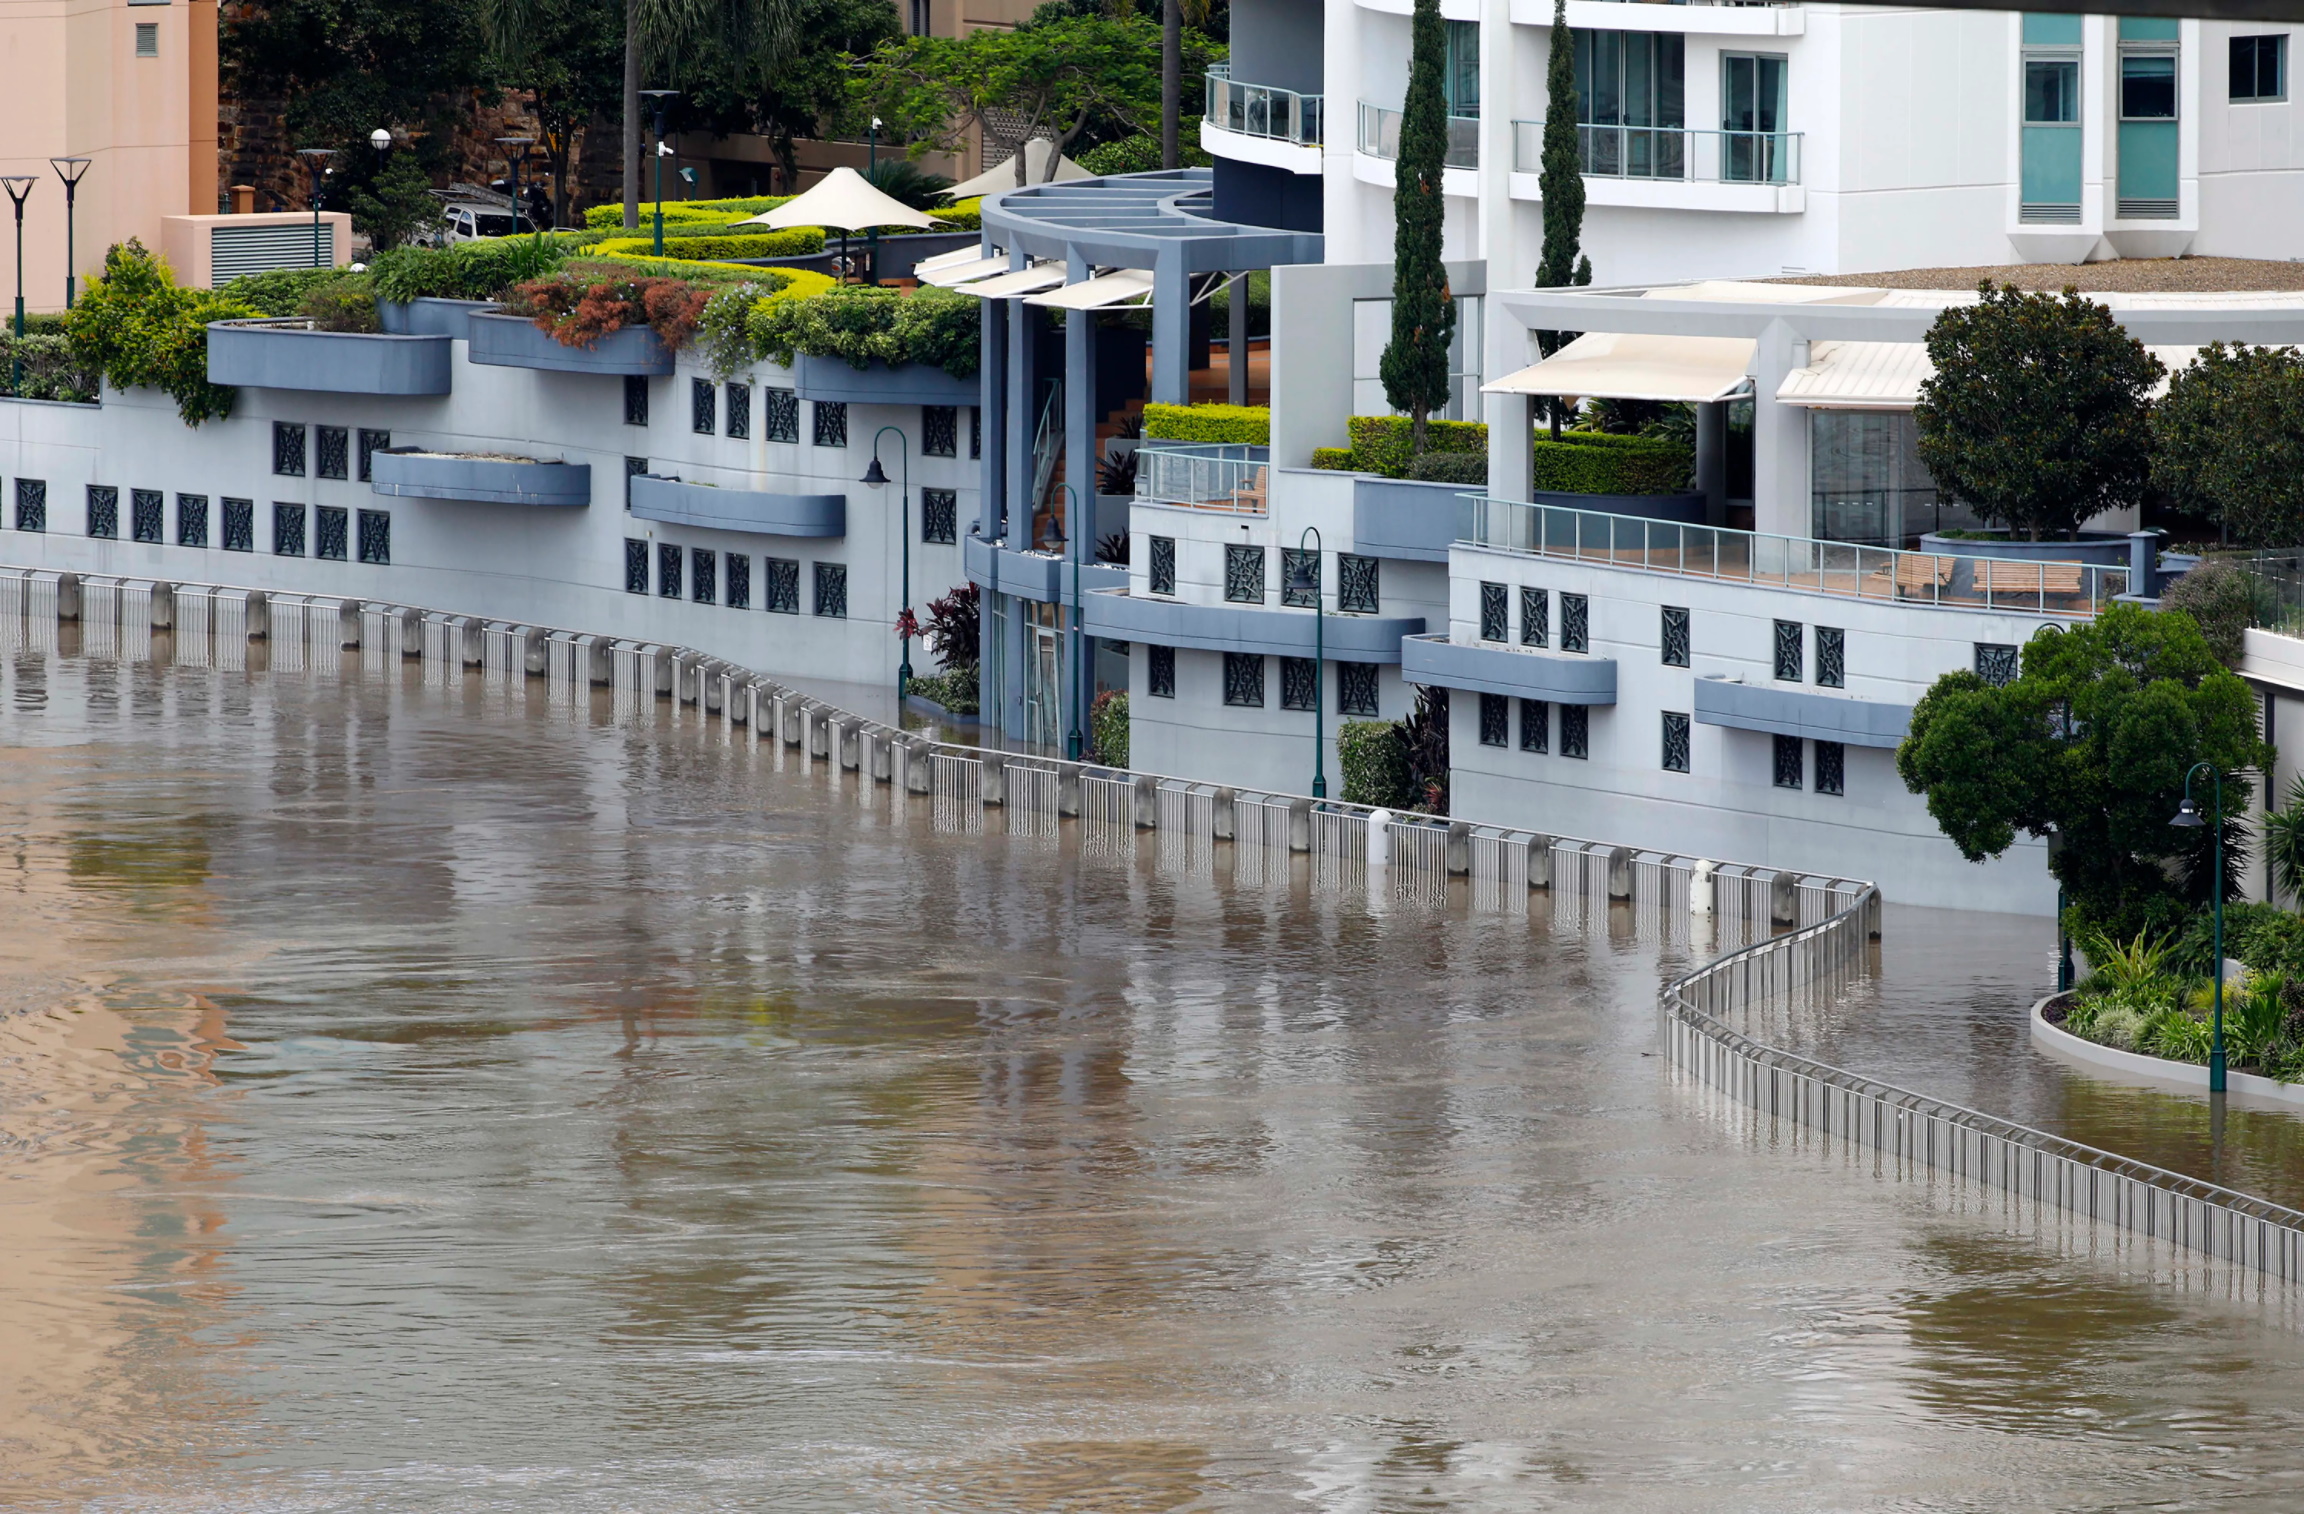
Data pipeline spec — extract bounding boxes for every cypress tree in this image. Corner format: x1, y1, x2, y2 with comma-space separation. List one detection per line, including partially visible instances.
1378, 0, 1455, 459
1533, 0, 1587, 437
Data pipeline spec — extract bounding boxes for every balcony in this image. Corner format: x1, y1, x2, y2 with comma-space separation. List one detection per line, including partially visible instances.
1206, 66, 1324, 147
1134, 444, 1271, 515
1357, 104, 1480, 170
1513, 122, 1801, 184
1458, 496, 2131, 618
1517, 0, 1805, 34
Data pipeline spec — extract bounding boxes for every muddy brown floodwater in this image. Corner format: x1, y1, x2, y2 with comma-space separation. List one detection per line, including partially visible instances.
7, 636, 2304, 1512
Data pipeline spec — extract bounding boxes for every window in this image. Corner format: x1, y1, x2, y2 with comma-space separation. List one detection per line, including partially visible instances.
1479, 581, 1508, 642
623, 375, 649, 426
1662, 711, 1690, 773
1815, 739, 1845, 796
2027, 55, 2080, 122
763, 387, 799, 443
2234, 35, 2287, 101
2022, 13, 2084, 223
1149, 536, 1177, 596
658, 541, 682, 599
316, 425, 348, 480
723, 552, 749, 609
624, 538, 649, 594
691, 547, 717, 605
1339, 553, 1380, 614
131, 488, 164, 544
1223, 651, 1265, 707
1816, 626, 1845, 688
177, 493, 209, 548
813, 400, 847, 448
1520, 586, 1548, 647
86, 485, 118, 539
1975, 642, 2020, 687
2122, 50, 2178, 119
1281, 656, 1318, 711
1773, 733, 1804, 790
15, 478, 47, 532
1575, 31, 1687, 179
1719, 53, 1789, 184
272, 502, 305, 556
1149, 644, 1176, 698
1560, 704, 1588, 759
273, 422, 306, 476
922, 488, 957, 545
222, 498, 253, 552
692, 379, 717, 435
1339, 661, 1379, 716
1810, 410, 1958, 544
1444, 19, 1480, 114
1224, 543, 1265, 604
358, 429, 390, 483
1519, 698, 1548, 753
813, 561, 847, 617
625, 455, 647, 509
1560, 593, 1588, 653
765, 557, 800, 614
1773, 619, 1803, 681
923, 405, 958, 458
1282, 548, 1320, 609
1479, 692, 1508, 747
969, 406, 982, 460
725, 383, 750, 439
315, 504, 348, 561
1661, 605, 1689, 667
134, 21, 156, 55
357, 509, 390, 565
2118, 19, 2181, 218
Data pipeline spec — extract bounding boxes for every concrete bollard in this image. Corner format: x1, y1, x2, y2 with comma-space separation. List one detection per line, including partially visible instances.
1132, 773, 1159, 828
1445, 820, 1472, 876
245, 592, 272, 640
336, 598, 362, 647
872, 729, 894, 782
980, 752, 1007, 805
53, 572, 80, 621
1606, 846, 1634, 900
838, 719, 860, 770
398, 607, 424, 655
1770, 870, 1800, 927
1690, 859, 1718, 917
579, 634, 613, 686
521, 626, 548, 676
1368, 807, 1393, 873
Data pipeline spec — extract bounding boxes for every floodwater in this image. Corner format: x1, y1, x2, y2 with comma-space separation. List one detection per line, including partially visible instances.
8, 630, 2304, 1512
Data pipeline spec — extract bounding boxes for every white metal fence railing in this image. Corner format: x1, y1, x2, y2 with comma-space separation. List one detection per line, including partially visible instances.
1312, 805, 1366, 890
1634, 852, 1693, 943
1468, 827, 1531, 914
82, 579, 117, 659
1157, 780, 1216, 875
932, 753, 984, 833
1080, 772, 1133, 832
272, 595, 308, 673
1232, 792, 1294, 888
176, 587, 213, 668
1387, 817, 1449, 904
1007, 760, 1060, 840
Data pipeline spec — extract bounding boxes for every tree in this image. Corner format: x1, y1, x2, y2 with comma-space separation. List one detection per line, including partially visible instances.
1895, 602, 2269, 942
1378, 0, 1455, 458
2157, 556, 2258, 667
1531, 0, 1590, 438
2152, 342, 2304, 549
479, 0, 625, 227
1912, 282, 2162, 542
346, 152, 446, 250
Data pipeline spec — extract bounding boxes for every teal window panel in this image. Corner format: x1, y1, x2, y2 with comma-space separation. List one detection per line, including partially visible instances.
2022, 125, 2084, 204
2023, 12, 2082, 45
2118, 120, 2180, 206
2119, 15, 2180, 41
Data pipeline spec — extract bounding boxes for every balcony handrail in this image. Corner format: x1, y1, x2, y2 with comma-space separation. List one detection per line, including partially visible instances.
1205, 67, 1324, 147
1356, 102, 1480, 170
1135, 443, 1272, 515
1511, 119, 1803, 185
1457, 494, 2128, 617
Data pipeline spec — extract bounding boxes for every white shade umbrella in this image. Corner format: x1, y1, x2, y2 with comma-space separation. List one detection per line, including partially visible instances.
941, 140, 1092, 200
736, 166, 943, 232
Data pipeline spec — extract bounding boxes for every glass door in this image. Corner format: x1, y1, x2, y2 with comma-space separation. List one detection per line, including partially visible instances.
1025, 603, 1063, 752
1721, 54, 1787, 183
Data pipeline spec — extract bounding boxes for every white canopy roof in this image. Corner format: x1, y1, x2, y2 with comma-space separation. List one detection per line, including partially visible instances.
736, 166, 942, 232
950, 262, 1067, 299
914, 244, 991, 276
1483, 331, 1757, 403
917, 253, 1012, 288
942, 140, 1092, 200
1024, 269, 1155, 310
1777, 340, 2205, 409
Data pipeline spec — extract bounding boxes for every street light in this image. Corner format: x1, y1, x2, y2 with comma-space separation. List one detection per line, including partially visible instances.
638, 89, 680, 255
49, 157, 89, 308
2172, 764, 2229, 1094
1285, 525, 1327, 799
369, 127, 393, 154
861, 426, 914, 703
1, 176, 33, 394
1055, 482, 1086, 761
295, 147, 336, 268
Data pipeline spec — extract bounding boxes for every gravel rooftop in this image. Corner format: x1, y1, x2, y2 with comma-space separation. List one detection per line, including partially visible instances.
1778, 257, 2304, 293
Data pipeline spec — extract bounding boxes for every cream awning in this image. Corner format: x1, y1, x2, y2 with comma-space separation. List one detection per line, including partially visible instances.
1777, 340, 2205, 409
1483, 331, 1757, 403
915, 244, 991, 277
950, 263, 1067, 299
942, 140, 1093, 199
736, 166, 943, 232
1023, 269, 1155, 310
917, 253, 1013, 288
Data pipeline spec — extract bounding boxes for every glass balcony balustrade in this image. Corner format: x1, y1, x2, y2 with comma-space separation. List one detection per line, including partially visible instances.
1357, 103, 1481, 170
1512, 121, 1802, 184
1205, 65, 1324, 147
1135, 444, 1272, 516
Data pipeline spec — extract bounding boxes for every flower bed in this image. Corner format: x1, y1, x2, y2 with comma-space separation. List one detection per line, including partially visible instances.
741, 284, 979, 380
2047, 925, 2304, 1084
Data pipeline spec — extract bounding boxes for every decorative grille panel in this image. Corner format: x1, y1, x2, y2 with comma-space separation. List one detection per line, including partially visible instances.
691, 547, 717, 604
1149, 536, 1176, 596
131, 489, 164, 543
763, 387, 799, 443
1281, 656, 1317, 710
812, 400, 847, 448
1815, 739, 1845, 795
766, 557, 800, 613
1479, 581, 1508, 642
222, 498, 254, 552
315, 505, 348, 561
1148, 644, 1176, 697
1561, 703, 1588, 758
1224, 544, 1265, 604
316, 425, 349, 480
692, 378, 717, 434
658, 541, 682, 598
1334, 552, 1378, 614
1520, 585, 1547, 646
922, 488, 957, 544
1561, 593, 1588, 653
86, 485, 117, 539
1223, 651, 1265, 706
1975, 642, 2019, 686
623, 375, 649, 426
813, 561, 847, 617
1774, 733, 1804, 789
357, 509, 391, 565
1661, 605, 1690, 667
14, 479, 46, 533
726, 552, 750, 609
177, 494, 209, 547
624, 538, 649, 594
1519, 698, 1548, 752
273, 422, 306, 476
1817, 625, 1845, 688
358, 429, 390, 482
1480, 692, 1508, 746
1339, 660, 1378, 716
1774, 619, 1803, 681
272, 502, 305, 556
1662, 711, 1690, 772
923, 405, 958, 457
725, 383, 750, 439
1282, 548, 1320, 608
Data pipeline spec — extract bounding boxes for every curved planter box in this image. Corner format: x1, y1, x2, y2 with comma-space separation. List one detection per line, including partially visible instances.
793, 352, 979, 406
1695, 673, 1911, 749
378, 297, 498, 341
1400, 632, 1618, 704
962, 534, 1127, 603
206, 321, 453, 395
1082, 588, 1424, 662
466, 312, 673, 376
629, 473, 845, 537
370, 450, 592, 508
1921, 531, 2132, 567
2030, 995, 2304, 1107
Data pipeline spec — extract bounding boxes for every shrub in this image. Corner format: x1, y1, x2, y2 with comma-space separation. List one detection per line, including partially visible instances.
1311, 447, 1355, 471
300, 273, 380, 333
1345, 414, 1488, 478
907, 662, 979, 715
1409, 450, 1487, 485
924, 582, 980, 668
222, 266, 353, 316
584, 196, 794, 229
1091, 689, 1129, 768
1530, 431, 1693, 494
0, 331, 99, 402
1339, 719, 1413, 808
503, 273, 715, 351
590, 229, 826, 264
2152, 343, 2304, 548
1079, 130, 1213, 175
2159, 558, 2254, 666
746, 284, 980, 378
692, 272, 828, 379
67, 239, 259, 425
369, 236, 575, 303
1141, 402, 1268, 444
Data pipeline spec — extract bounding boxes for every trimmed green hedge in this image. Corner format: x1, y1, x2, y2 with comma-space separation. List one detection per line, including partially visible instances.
584, 196, 793, 229
591, 229, 825, 263
1344, 415, 1489, 478
1409, 451, 1486, 485
1530, 432, 1693, 495
744, 284, 980, 378
1142, 402, 1269, 444
1339, 720, 1412, 809
1311, 447, 1354, 471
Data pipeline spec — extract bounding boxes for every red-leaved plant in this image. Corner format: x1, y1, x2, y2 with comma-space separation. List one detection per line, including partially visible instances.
504, 275, 712, 351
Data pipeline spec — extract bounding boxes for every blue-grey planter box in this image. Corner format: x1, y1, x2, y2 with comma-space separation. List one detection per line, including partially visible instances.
794, 352, 979, 406
466, 312, 674, 376
378, 297, 498, 340
629, 472, 845, 537
206, 321, 453, 395
962, 533, 1127, 603
370, 449, 592, 507
1083, 589, 1423, 662
1531, 489, 1707, 523
1919, 530, 2132, 567
1695, 673, 1911, 749
1398, 633, 1617, 704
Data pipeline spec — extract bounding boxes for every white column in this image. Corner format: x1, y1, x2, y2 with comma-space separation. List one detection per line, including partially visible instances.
1479, 0, 1529, 501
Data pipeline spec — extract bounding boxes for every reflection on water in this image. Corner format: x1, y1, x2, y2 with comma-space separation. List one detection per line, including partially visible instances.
5, 632, 2304, 1511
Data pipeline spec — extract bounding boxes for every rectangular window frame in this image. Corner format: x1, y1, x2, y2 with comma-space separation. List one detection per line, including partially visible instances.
1661, 605, 1690, 668
692, 378, 717, 435
356, 508, 391, 565
1815, 739, 1846, 796
1773, 733, 1804, 790
1280, 655, 1318, 711
624, 538, 650, 594
314, 503, 349, 561
1222, 651, 1266, 708
272, 501, 306, 557
726, 552, 751, 609
1816, 626, 1845, 688
921, 488, 958, 545
1148, 536, 1177, 597
221, 498, 254, 553
2233, 34, 2288, 102
176, 493, 209, 548
86, 485, 118, 539
691, 546, 717, 605
812, 560, 848, 618
315, 424, 349, 481
1479, 691, 1508, 747
130, 488, 164, 544
1338, 553, 1381, 614
658, 541, 683, 599
725, 383, 750, 440
1224, 543, 1266, 605
1560, 593, 1589, 654
1773, 619, 1804, 681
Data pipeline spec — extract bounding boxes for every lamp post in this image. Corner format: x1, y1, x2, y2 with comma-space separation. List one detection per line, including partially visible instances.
1285, 525, 1327, 798
639, 90, 679, 255
2172, 763, 2229, 1094
1, 176, 33, 394
49, 157, 89, 308
496, 136, 536, 235
1056, 482, 1086, 761
861, 426, 914, 703
866, 116, 883, 285
295, 147, 336, 267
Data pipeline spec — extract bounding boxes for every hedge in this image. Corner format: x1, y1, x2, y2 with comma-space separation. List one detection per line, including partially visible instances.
743, 284, 980, 378
1344, 415, 1489, 478
590, 229, 825, 263
369, 235, 576, 302
1339, 720, 1412, 809
1408, 450, 1487, 485
1311, 447, 1354, 471
1142, 402, 1269, 444
1529, 432, 1693, 495
583, 195, 980, 234
1090, 689, 1129, 768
